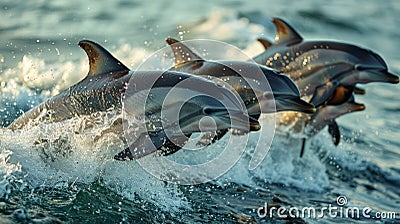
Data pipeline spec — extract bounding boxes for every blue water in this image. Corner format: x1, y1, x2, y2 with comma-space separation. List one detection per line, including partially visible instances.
0, 0, 399, 223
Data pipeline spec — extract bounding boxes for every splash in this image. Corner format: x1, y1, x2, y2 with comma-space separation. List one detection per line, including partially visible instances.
0, 108, 191, 212
0, 147, 22, 200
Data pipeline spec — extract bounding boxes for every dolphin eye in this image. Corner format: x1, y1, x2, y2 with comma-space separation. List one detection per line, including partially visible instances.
355, 65, 366, 71
202, 107, 212, 115
355, 64, 380, 71
202, 106, 227, 115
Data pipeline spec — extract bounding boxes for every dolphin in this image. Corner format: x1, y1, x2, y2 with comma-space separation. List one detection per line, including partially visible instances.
8, 40, 256, 160
8, 40, 131, 131
299, 95, 365, 157
254, 17, 398, 151
254, 17, 399, 106
114, 70, 260, 160
165, 38, 315, 145
165, 38, 315, 115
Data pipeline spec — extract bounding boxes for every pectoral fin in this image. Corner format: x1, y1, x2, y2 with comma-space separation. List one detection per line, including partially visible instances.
309, 81, 339, 106
328, 120, 340, 146
159, 133, 191, 156
114, 131, 167, 160
114, 131, 192, 160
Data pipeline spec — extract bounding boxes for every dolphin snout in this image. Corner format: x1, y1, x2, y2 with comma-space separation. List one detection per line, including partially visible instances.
347, 102, 366, 112
385, 71, 400, 84
227, 111, 261, 132
274, 96, 316, 114
355, 65, 399, 84
375, 70, 399, 84
203, 106, 260, 132
222, 110, 261, 132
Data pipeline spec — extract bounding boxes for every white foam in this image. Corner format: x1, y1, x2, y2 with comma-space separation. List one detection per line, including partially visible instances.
1, 45, 150, 95
0, 109, 191, 212
0, 108, 331, 215
215, 131, 330, 192
2, 56, 84, 95
0, 146, 23, 200
185, 10, 265, 44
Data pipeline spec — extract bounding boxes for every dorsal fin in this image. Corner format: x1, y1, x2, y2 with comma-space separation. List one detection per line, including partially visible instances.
165, 37, 204, 67
271, 17, 303, 46
78, 40, 129, 76
257, 38, 273, 49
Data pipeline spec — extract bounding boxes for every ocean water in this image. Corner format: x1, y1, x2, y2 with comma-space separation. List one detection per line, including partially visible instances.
0, 0, 399, 223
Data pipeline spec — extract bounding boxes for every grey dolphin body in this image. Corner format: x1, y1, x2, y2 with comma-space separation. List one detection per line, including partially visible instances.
165, 38, 315, 115
253, 18, 398, 153
298, 95, 365, 157
165, 38, 315, 146
115, 70, 259, 160
305, 95, 365, 138
9, 40, 255, 159
253, 18, 399, 106
8, 40, 131, 131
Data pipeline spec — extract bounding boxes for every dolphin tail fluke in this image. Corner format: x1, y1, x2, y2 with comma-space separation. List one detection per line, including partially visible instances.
328, 120, 340, 146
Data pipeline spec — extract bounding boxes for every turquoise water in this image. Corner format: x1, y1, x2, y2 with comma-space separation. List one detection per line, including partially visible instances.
0, 0, 399, 223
